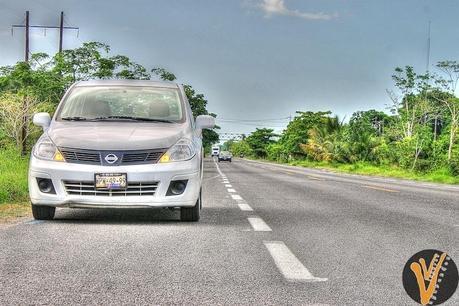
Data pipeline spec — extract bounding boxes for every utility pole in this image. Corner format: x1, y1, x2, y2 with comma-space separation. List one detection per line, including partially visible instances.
59, 11, 64, 53
12, 11, 79, 55
426, 20, 431, 74
25, 11, 30, 61
12, 11, 79, 155
19, 11, 30, 155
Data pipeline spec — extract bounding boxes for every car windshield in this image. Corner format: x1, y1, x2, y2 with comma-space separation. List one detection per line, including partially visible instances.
57, 86, 183, 122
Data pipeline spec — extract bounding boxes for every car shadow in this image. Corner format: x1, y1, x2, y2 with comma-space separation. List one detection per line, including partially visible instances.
50, 206, 241, 226
53, 207, 180, 224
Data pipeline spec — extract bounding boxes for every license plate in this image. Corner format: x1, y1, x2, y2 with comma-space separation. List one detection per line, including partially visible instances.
95, 173, 127, 189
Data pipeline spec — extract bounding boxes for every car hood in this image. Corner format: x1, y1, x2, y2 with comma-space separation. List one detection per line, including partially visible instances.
47, 122, 188, 150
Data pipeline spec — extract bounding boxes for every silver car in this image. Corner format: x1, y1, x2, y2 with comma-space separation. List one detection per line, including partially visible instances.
29, 80, 215, 222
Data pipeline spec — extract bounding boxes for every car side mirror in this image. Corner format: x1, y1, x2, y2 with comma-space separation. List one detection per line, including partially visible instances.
33, 112, 51, 131
195, 115, 215, 130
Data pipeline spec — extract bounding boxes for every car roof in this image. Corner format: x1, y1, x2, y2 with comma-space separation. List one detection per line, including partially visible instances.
74, 79, 179, 89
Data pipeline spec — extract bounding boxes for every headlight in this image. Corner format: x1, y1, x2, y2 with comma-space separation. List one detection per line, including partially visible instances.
33, 135, 65, 162
159, 138, 196, 163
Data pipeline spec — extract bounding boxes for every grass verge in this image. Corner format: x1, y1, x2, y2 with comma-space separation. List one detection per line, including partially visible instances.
0, 148, 30, 222
0, 202, 31, 223
257, 159, 459, 184
0, 147, 29, 203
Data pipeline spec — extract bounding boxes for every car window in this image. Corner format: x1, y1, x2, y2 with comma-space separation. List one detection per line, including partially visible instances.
58, 86, 183, 121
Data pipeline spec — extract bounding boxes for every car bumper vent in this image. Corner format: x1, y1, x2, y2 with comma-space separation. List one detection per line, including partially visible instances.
63, 181, 159, 196
59, 148, 165, 165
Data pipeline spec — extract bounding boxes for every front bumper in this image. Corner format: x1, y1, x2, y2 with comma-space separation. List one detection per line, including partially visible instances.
28, 155, 201, 208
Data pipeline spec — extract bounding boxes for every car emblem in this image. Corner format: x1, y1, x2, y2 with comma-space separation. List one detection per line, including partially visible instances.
104, 154, 118, 164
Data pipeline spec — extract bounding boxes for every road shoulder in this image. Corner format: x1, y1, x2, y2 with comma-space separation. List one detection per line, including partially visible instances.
240, 158, 459, 191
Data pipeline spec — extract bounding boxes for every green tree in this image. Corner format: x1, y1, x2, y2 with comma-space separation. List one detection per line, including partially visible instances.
388, 66, 435, 170
53, 42, 150, 83
433, 61, 459, 160
299, 116, 343, 162
278, 111, 333, 157
231, 140, 253, 157
346, 110, 391, 162
221, 139, 235, 151
246, 128, 277, 158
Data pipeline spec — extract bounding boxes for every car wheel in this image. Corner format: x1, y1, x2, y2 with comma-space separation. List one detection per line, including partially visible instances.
229, 159, 232, 162
180, 191, 201, 222
31, 204, 55, 220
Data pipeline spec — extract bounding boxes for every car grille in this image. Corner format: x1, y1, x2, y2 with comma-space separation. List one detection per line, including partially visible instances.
61, 149, 101, 164
59, 148, 166, 165
121, 151, 164, 164
63, 180, 159, 196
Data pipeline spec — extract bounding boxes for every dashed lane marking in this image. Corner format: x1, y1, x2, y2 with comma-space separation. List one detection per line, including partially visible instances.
25, 220, 44, 225
238, 203, 254, 211
281, 170, 325, 180
307, 175, 324, 181
264, 241, 327, 282
225, 184, 232, 187
362, 185, 399, 193
231, 194, 243, 200
227, 188, 236, 193
247, 217, 272, 231
203, 174, 221, 181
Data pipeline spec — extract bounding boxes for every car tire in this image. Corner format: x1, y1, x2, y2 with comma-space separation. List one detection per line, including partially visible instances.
229, 159, 232, 162
31, 204, 55, 220
180, 191, 201, 222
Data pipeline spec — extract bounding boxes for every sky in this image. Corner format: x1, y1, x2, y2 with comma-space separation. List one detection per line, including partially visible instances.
1, 0, 459, 137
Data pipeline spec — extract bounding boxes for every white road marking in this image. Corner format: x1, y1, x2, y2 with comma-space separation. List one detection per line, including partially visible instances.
362, 185, 399, 193
231, 194, 242, 200
264, 241, 327, 282
238, 203, 253, 211
227, 188, 236, 193
214, 160, 227, 179
225, 184, 232, 187
203, 174, 221, 181
247, 217, 272, 232
25, 220, 44, 225
307, 175, 325, 181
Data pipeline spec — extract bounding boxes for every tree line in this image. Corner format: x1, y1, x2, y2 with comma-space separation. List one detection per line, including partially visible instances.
0, 41, 219, 154
226, 62, 459, 176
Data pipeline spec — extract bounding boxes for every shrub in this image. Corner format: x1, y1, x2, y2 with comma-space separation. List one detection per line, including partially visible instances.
448, 147, 459, 176
0, 92, 53, 151
0, 147, 29, 204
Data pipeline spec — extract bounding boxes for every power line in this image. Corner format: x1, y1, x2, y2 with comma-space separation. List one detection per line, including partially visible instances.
218, 121, 287, 127
217, 116, 290, 122
12, 11, 80, 55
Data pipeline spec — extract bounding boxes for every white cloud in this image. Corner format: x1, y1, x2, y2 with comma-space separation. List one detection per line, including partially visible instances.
259, 0, 336, 20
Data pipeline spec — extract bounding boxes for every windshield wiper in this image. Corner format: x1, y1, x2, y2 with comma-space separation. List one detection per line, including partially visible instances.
94, 116, 174, 123
61, 116, 89, 121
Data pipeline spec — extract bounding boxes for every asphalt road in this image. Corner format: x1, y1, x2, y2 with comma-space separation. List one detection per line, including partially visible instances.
1, 158, 458, 305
